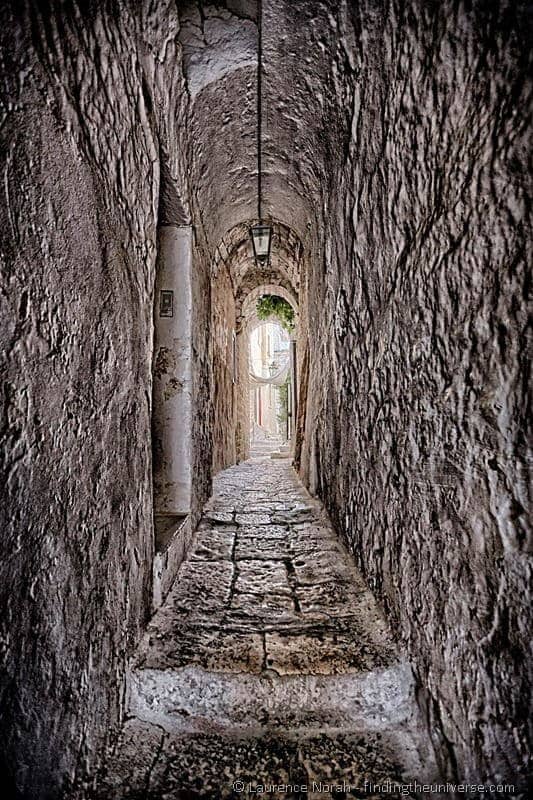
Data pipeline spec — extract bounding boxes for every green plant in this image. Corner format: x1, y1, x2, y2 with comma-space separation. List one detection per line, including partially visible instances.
256, 295, 295, 332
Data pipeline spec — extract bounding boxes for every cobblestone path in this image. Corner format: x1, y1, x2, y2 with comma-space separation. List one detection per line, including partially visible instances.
95, 458, 438, 799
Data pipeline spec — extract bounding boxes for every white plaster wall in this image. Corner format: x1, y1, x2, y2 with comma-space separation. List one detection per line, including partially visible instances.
152, 226, 193, 514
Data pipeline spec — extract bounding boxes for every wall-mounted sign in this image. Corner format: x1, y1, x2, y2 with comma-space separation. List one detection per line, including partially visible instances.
160, 290, 174, 318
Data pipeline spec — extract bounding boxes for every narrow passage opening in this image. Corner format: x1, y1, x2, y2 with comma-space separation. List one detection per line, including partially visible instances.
249, 321, 290, 447
247, 293, 297, 458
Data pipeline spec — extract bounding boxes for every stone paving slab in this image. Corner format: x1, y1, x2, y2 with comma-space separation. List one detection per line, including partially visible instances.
134, 459, 398, 678
96, 459, 441, 796
234, 560, 292, 596
137, 627, 264, 673
91, 718, 429, 799
235, 512, 273, 526
234, 534, 291, 560
264, 627, 391, 675
190, 528, 235, 561
203, 510, 235, 524
238, 524, 289, 540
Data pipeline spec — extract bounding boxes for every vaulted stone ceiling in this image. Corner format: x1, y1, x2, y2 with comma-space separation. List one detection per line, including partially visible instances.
213, 219, 303, 297
2, 2, 529, 794
177, 0, 345, 256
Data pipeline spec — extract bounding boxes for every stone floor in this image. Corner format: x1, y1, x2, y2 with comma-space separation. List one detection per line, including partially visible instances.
92, 458, 439, 798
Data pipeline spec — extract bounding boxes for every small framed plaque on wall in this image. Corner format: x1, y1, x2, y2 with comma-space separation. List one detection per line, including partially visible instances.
160, 290, 174, 318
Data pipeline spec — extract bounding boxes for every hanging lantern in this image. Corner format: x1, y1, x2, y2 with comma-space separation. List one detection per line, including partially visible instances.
250, 3, 272, 269
250, 222, 272, 266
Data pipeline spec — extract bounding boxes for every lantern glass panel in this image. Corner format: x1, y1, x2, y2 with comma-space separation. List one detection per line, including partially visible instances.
251, 224, 272, 263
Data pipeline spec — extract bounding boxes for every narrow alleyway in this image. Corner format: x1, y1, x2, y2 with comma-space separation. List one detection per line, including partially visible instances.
1, 2, 530, 796
95, 456, 438, 798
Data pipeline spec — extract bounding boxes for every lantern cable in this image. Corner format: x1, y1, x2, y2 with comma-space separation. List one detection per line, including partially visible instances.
257, 0, 262, 222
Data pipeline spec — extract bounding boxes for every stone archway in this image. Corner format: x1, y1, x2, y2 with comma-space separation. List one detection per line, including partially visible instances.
235, 283, 300, 461
209, 220, 305, 467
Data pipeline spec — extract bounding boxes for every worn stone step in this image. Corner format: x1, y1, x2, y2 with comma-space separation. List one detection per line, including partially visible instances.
128, 660, 416, 736
92, 718, 439, 799
129, 459, 425, 740
114, 459, 440, 795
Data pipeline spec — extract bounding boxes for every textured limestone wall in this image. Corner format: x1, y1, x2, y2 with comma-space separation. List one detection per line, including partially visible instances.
152, 226, 194, 515
300, 0, 532, 785
211, 263, 237, 473
0, 2, 202, 797
1, 0, 530, 793
236, 323, 252, 462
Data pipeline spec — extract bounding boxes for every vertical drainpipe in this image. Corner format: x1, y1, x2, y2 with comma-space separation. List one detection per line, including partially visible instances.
152, 225, 193, 514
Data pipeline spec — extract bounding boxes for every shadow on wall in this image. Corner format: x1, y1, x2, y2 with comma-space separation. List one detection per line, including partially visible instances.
297, 0, 532, 785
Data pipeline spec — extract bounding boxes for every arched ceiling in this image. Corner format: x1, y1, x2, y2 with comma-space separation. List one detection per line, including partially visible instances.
212, 219, 303, 295
239, 282, 299, 331
177, 0, 344, 254
178, 2, 258, 98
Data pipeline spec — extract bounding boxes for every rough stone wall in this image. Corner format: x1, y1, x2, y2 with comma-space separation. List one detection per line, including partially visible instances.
235, 324, 251, 461
189, 232, 215, 519
301, 0, 532, 785
0, 2, 197, 797
1, 0, 531, 793
152, 226, 195, 515
211, 263, 237, 473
